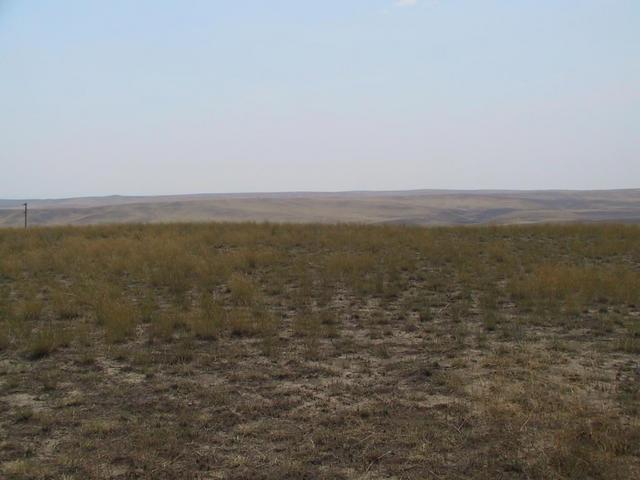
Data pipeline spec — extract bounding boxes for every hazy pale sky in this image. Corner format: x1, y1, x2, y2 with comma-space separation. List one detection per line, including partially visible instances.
1, 1, 638, 198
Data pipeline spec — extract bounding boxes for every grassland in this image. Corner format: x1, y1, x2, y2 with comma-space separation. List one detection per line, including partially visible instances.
0, 222, 639, 479
1, 189, 640, 227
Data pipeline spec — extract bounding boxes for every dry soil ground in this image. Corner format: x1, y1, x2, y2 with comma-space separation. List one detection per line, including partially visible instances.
0, 223, 639, 479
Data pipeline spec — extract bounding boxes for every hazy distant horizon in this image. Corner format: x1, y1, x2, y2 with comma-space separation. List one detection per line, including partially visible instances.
3, 188, 640, 227
2, 1, 638, 197
3, 186, 640, 203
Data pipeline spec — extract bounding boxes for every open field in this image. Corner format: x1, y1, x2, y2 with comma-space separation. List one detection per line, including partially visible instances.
2, 189, 640, 227
1, 222, 639, 479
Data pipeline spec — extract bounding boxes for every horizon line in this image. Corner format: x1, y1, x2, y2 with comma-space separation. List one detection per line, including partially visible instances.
2, 187, 640, 203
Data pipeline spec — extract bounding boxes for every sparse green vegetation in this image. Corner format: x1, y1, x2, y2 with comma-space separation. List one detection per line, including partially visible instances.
0, 222, 639, 479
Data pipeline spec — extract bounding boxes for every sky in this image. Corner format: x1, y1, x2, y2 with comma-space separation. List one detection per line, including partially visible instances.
0, 0, 638, 198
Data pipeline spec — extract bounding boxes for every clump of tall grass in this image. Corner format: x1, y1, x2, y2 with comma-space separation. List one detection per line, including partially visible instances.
19, 299, 44, 321
226, 308, 258, 337
325, 252, 376, 282
137, 289, 158, 324
615, 337, 640, 354
96, 297, 137, 344
0, 324, 9, 351
189, 294, 224, 340
146, 241, 200, 297
24, 323, 71, 360
509, 265, 640, 310
225, 305, 279, 338
149, 309, 182, 343
259, 314, 282, 357
482, 310, 499, 332
228, 273, 258, 306
293, 313, 322, 359
51, 289, 81, 320
549, 413, 640, 479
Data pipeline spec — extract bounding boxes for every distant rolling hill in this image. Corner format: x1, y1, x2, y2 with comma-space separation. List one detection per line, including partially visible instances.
1, 189, 639, 227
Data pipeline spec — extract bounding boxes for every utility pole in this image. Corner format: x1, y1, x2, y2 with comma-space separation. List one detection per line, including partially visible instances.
23, 203, 27, 229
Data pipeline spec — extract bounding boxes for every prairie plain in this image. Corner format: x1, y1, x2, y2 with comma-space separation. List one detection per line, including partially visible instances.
1, 189, 640, 227
0, 222, 639, 479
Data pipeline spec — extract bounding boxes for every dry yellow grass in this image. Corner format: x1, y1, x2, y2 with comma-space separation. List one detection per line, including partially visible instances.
0, 222, 639, 479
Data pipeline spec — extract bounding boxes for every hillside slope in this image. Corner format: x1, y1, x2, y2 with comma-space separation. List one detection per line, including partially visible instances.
1, 189, 639, 227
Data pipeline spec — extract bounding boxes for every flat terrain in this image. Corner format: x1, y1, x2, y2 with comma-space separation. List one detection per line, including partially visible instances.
1, 222, 639, 479
2, 189, 640, 227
